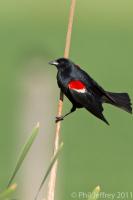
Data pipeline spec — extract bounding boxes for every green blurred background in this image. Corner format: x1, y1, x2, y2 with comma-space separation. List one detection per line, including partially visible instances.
0, 0, 133, 199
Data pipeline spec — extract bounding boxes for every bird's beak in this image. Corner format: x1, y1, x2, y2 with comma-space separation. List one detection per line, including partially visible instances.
48, 60, 58, 66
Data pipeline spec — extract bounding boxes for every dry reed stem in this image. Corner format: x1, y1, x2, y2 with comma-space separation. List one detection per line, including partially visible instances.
47, 1, 76, 200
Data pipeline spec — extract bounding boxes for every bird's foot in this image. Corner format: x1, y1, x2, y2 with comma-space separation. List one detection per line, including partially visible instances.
55, 116, 64, 123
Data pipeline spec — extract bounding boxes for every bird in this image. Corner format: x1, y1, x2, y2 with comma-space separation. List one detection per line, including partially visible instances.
49, 58, 132, 125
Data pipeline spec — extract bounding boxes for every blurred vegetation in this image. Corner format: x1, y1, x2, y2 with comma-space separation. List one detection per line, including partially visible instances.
0, 0, 133, 200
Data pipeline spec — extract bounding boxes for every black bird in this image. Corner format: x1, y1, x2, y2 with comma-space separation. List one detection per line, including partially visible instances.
49, 58, 132, 125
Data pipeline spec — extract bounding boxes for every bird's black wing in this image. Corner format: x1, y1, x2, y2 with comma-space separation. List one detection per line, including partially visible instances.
68, 82, 109, 125
76, 66, 116, 104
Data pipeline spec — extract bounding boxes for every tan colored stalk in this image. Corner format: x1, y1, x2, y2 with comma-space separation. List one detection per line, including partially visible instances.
47, 1, 76, 200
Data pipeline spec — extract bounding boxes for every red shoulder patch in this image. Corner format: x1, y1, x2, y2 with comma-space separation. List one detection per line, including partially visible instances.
68, 80, 86, 90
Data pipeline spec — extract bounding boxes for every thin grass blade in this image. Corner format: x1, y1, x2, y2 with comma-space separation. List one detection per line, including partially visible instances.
88, 186, 100, 200
35, 142, 63, 200
0, 183, 17, 200
7, 122, 40, 187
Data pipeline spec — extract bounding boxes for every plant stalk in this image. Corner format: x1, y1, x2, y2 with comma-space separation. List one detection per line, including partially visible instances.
47, 1, 76, 200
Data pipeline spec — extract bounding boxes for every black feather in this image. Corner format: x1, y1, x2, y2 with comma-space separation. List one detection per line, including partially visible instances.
103, 92, 132, 114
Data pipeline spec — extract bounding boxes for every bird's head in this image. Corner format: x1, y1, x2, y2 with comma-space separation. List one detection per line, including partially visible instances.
49, 58, 72, 70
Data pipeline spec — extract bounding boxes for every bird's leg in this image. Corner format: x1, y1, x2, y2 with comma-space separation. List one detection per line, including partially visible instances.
55, 106, 76, 123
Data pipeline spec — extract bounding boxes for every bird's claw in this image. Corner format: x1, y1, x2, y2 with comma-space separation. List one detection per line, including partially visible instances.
55, 116, 64, 123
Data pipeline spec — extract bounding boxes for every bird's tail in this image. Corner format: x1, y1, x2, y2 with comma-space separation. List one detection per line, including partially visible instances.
104, 92, 132, 114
